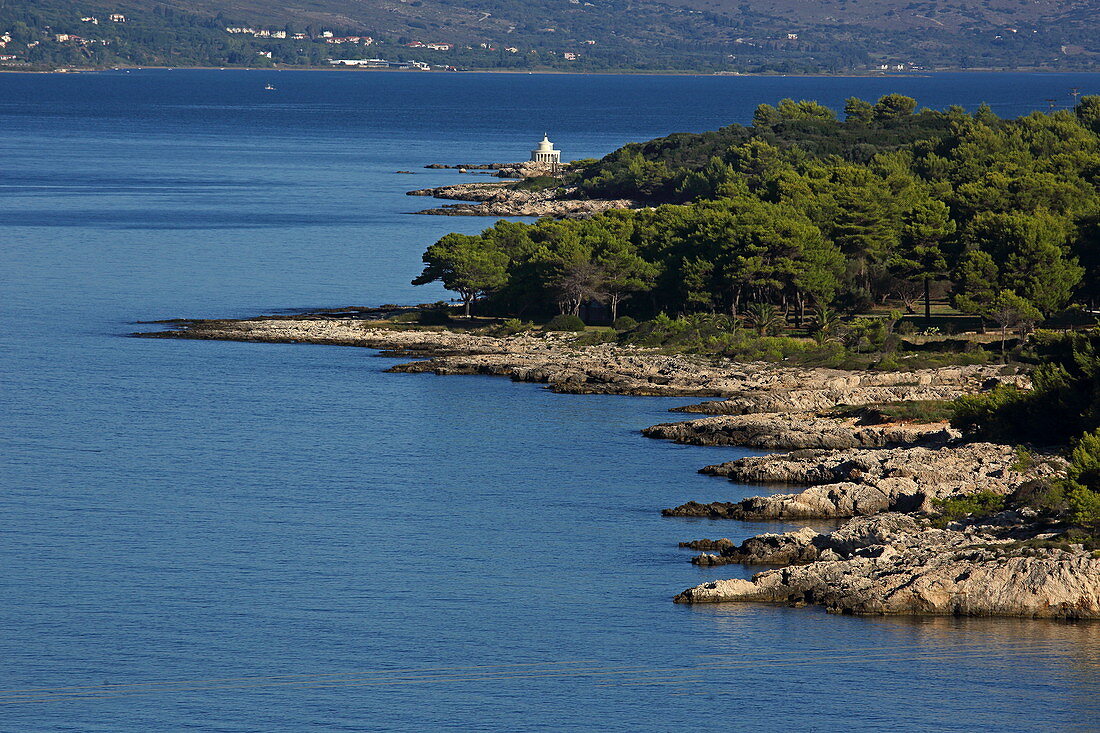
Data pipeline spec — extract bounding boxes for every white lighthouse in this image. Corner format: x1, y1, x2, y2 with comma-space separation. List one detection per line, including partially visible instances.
530, 133, 561, 170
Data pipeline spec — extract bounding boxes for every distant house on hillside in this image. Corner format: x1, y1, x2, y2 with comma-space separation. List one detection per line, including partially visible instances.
326, 36, 373, 45
330, 58, 389, 67
108, 14, 125, 23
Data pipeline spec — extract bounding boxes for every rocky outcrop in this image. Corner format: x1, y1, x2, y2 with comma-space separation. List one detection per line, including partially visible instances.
675, 386, 965, 415
643, 412, 957, 450
674, 371, 1028, 416
388, 350, 763, 396
424, 163, 517, 170
688, 514, 918, 565
678, 538, 734, 551
665, 444, 1063, 520
423, 161, 555, 178
136, 318, 511, 354
701, 443, 1035, 486
408, 182, 496, 199
417, 198, 637, 217
406, 181, 635, 217
674, 513, 1100, 618
693, 526, 826, 566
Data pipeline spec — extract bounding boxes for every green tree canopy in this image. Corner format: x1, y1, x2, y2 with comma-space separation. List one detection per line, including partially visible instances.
873, 94, 918, 121
413, 233, 509, 316
844, 97, 874, 124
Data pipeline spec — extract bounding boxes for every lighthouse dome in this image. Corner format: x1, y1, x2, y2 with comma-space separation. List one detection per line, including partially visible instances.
530, 133, 562, 167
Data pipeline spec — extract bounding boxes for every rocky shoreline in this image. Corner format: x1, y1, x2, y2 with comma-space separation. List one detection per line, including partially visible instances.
643, 412, 959, 449
135, 313, 1098, 618
406, 181, 636, 217
137, 316, 1013, 397
675, 513, 1100, 618
666, 443, 1064, 521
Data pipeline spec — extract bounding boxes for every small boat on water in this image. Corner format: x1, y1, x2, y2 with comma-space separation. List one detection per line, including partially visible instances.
264, 83, 276, 91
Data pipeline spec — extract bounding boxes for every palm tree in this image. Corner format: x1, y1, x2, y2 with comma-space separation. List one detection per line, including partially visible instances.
746, 302, 782, 336
811, 306, 841, 344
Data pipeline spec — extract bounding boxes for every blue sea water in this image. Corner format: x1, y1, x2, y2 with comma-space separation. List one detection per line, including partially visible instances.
2, 69, 1100, 731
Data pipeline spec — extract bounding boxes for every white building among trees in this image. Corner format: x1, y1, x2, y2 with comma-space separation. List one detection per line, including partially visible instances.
530, 134, 561, 168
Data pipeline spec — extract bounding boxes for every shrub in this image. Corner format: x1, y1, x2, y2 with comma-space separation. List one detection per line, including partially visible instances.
725, 335, 807, 361
948, 331, 1100, 445
842, 317, 888, 352
873, 355, 902, 371
1067, 429, 1100, 488
1011, 446, 1035, 471
545, 314, 587, 332
418, 308, 452, 325
1008, 480, 1068, 514
1069, 486, 1100, 531
1065, 429, 1100, 530
497, 318, 533, 335
895, 319, 917, 336
829, 400, 954, 425
1063, 528, 1100, 552
513, 176, 560, 192
572, 329, 617, 346
931, 491, 1006, 526
950, 385, 1026, 440
612, 316, 639, 332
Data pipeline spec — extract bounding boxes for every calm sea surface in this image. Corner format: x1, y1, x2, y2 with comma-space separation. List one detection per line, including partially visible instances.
3, 70, 1100, 731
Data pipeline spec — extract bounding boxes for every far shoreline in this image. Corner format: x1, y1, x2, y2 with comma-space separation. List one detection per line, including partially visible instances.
6, 65, 1100, 78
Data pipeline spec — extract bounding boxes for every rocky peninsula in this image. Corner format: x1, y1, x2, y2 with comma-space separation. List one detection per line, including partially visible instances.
136, 312, 1098, 619
406, 181, 636, 217
138, 315, 1013, 398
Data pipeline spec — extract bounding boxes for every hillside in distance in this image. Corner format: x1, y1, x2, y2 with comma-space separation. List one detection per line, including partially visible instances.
2, 0, 1098, 71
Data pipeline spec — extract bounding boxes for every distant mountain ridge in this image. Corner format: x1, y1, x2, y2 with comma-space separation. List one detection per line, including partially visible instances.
1, 0, 1097, 71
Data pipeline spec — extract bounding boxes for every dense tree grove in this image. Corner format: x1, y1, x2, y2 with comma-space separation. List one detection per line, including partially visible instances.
415, 95, 1100, 329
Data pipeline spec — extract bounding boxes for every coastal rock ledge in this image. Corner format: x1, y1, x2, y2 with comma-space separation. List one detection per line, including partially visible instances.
675, 550, 1100, 618
643, 412, 958, 450
406, 181, 636, 217
675, 515, 1100, 618
665, 443, 1065, 520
